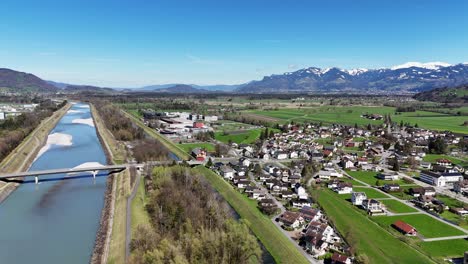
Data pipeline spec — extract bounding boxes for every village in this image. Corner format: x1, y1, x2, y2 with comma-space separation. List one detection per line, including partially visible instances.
135, 108, 468, 262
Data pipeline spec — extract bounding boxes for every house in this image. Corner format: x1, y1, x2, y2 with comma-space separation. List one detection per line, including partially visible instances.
341, 159, 355, 169
362, 199, 384, 214
280, 211, 303, 229
299, 206, 322, 222
351, 192, 367, 206
420, 171, 463, 187
239, 157, 251, 167
449, 207, 468, 216
377, 172, 399, 181
219, 166, 235, 180
383, 183, 401, 192
292, 199, 312, 208
331, 253, 352, 264
454, 180, 468, 194
318, 169, 343, 180
436, 158, 452, 167
409, 187, 436, 197
420, 162, 432, 170
237, 180, 250, 189
392, 220, 417, 236
275, 151, 288, 160
333, 182, 353, 194
290, 151, 299, 159
191, 147, 207, 161
295, 184, 309, 199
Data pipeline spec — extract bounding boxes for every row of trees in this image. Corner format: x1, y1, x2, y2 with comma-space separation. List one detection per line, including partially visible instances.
130, 166, 261, 263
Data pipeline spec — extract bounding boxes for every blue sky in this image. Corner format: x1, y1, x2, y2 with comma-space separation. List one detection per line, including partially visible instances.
0, 0, 467, 87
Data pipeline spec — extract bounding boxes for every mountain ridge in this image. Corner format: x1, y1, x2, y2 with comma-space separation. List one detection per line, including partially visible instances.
237, 62, 468, 94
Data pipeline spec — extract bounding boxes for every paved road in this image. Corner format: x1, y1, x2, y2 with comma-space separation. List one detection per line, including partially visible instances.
422, 235, 468, 242
246, 168, 319, 263
125, 169, 141, 260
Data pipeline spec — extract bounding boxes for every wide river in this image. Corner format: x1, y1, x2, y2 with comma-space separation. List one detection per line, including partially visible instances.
0, 103, 107, 263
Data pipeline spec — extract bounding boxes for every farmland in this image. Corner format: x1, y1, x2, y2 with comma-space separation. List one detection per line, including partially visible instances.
214, 128, 278, 144
245, 106, 468, 134
179, 142, 215, 153
419, 239, 468, 258
315, 188, 432, 263
379, 199, 418, 213
372, 214, 466, 238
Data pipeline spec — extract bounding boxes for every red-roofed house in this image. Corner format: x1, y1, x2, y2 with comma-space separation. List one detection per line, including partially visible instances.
392, 220, 417, 236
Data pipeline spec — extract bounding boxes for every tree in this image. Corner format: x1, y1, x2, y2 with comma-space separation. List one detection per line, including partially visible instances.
205, 158, 213, 168
428, 138, 447, 154
392, 158, 400, 172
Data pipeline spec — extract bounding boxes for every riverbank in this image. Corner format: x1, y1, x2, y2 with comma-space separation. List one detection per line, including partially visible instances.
90, 103, 130, 264
0, 102, 71, 203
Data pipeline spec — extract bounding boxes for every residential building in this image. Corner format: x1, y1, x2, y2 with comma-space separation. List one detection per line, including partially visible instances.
351, 192, 367, 206
420, 170, 463, 187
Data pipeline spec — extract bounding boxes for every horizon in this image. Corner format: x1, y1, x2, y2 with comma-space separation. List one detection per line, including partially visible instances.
1, 0, 468, 87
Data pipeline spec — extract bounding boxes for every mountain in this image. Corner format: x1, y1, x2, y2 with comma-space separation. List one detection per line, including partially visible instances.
414, 85, 468, 104
0, 68, 57, 92
63, 85, 115, 93
137, 83, 242, 92
151, 84, 209, 93
237, 62, 468, 94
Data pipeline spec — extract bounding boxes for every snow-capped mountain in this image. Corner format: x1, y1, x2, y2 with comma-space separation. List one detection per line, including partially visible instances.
237, 62, 468, 94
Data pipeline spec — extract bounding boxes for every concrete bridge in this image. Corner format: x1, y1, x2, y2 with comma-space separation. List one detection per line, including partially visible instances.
0, 164, 146, 184
0, 160, 203, 184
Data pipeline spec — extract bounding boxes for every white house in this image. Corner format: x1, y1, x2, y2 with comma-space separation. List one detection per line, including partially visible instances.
351, 192, 367, 206
219, 166, 234, 180
295, 186, 308, 199
275, 151, 288, 160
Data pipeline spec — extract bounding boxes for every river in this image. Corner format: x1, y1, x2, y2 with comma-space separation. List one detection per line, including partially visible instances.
0, 103, 108, 264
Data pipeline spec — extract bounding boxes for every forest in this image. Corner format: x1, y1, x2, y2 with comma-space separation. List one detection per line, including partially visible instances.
130, 166, 261, 264
0, 99, 67, 163
93, 101, 170, 161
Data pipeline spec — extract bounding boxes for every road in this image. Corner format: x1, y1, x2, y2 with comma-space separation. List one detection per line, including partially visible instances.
246, 165, 319, 263
125, 168, 141, 260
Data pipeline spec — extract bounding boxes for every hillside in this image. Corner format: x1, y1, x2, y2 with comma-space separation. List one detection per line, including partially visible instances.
237, 63, 468, 94
0, 68, 57, 93
414, 85, 468, 103
150, 84, 209, 93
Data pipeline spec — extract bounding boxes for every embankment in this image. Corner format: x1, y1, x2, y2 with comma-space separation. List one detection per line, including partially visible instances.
90, 103, 129, 264
0, 103, 72, 203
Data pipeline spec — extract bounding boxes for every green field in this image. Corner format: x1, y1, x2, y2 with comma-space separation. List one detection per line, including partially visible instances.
352, 187, 390, 199
179, 142, 215, 153
423, 154, 468, 167
246, 107, 468, 134
386, 185, 421, 200
215, 128, 276, 144
347, 170, 406, 186
419, 239, 468, 258
379, 199, 418, 213
194, 166, 309, 264
373, 214, 466, 238
315, 188, 432, 263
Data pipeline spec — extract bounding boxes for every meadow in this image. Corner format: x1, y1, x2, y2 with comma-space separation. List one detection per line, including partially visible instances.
179, 142, 215, 153
315, 188, 432, 263
246, 106, 468, 134
379, 199, 418, 213
372, 214, 466, 238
